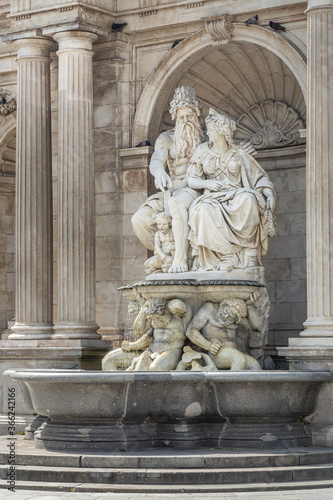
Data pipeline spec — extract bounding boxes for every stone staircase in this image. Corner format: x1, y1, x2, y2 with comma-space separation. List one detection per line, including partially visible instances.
1, 437, 333, 493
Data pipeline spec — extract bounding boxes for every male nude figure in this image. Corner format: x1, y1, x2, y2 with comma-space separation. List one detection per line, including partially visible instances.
186, 293, 262, 370
102, 297, 192, 371
126, 297, 192, 371
131, 86, 205, 273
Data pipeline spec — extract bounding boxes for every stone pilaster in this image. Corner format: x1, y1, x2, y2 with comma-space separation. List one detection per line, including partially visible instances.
302, 0, 333, 338
278, 0, 333, 447
52, 31, 100, 339
10, 37, 54, 340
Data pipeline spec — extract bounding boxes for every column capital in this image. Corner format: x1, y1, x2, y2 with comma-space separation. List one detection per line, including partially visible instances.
307, 0, 333, 12
53, 30, 98, 51
13, 36, 55, 60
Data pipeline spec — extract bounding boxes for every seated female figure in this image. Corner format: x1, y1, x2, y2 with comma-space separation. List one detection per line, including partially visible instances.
187, 108, 276, 271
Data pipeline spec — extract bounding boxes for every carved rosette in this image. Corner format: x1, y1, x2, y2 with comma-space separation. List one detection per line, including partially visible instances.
235, 100, 305, 149
205, 15, 234, 46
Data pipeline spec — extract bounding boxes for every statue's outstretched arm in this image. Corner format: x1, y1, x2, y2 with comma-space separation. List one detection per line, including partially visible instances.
262, 186, 276, 211
133, 308, 152, 337
149, 132, 172, 192
241, 292, 263, 332
247, 306, 264, 332
121, 331, 152, 352
186, 303, 219, 353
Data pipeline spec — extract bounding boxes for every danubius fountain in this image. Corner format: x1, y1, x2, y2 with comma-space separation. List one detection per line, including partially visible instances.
4, 87, 331, 452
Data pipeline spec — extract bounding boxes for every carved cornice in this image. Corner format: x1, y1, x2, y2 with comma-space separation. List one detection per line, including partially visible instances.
235, 100, 305, 149
205, 15, 234, 46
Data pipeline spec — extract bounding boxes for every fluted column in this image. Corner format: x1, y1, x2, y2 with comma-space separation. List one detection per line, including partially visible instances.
52, 31, 100, 339
301, 0, 333, 337
10, 37, 54, 340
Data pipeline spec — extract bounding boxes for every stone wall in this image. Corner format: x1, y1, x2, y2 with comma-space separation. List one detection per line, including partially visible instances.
0, 187, 14, 330
259, 147, 306, 349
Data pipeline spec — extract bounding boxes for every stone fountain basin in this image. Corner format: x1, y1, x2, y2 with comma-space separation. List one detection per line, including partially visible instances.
4, 369, 331, 451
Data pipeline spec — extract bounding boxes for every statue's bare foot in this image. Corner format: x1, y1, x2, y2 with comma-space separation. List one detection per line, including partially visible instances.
168, 259, 188, 273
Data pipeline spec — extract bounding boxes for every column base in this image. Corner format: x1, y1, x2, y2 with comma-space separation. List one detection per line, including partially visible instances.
52, 323, 101, 340
278, 337, 333, 371
9, 324, 54, 340
300, 320, 333, 337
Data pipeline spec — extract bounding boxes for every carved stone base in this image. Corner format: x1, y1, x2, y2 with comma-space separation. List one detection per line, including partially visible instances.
146, 267, 266, 285
34, 417, 310, 451
119, 280, 270, 366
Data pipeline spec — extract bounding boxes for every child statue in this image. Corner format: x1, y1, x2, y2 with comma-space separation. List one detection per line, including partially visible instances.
144, 212, 175, 275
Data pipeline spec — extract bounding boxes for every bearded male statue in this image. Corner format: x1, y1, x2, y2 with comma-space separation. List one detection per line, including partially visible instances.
131, 86, 205, 273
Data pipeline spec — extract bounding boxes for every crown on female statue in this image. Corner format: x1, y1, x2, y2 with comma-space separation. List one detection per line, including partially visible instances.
206, 108, 236, 135
169, 86, 202, 120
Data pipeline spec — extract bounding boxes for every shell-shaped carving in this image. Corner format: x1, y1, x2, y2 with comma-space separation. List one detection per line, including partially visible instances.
235, 100, 305, 149
160, 42, 306, 146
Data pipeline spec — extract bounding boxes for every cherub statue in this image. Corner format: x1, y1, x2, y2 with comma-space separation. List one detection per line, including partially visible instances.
144, 212, 175, 275
185, 292, 262, 370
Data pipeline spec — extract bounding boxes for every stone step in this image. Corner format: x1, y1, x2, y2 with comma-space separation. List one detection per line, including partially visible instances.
1, 478, 333, 493
1, 463, 333, 485
1, 448, 333, 469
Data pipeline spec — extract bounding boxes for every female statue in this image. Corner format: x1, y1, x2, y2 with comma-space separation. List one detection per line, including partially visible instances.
187, 108, 276, 271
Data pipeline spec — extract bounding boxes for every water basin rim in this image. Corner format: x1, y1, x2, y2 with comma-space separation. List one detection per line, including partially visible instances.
3, 369, 332, 384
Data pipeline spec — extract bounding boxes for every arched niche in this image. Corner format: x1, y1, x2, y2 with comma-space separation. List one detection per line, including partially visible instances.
0, 111, 15, 332
0, 112, 16, 177
132, 24, 306, 145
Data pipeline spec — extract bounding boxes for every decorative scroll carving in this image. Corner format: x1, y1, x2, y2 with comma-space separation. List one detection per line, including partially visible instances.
0, 89, 17, 121
205, 15, 234, 46
235, 100, 305, 149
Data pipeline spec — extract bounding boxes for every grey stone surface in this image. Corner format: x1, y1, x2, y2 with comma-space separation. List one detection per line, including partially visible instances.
3, 369, 331, 451
276, 280, 307, 303
0, 339, 113, 433
0, 488, 333, 499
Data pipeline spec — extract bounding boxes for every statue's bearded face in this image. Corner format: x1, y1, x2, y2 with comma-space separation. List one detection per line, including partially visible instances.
217, 305, 237, 326
150, 310, 172, 328
174, 106, 205, 159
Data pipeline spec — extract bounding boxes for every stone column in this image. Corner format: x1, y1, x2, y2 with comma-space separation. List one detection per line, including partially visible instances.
10, 37, 54, 340
302, 0, 333, 338
52, 31, 100, 339
278, 0, 333, 447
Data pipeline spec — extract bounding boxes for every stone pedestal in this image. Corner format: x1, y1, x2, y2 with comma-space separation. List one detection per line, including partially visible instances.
0, 339, 113, 434
52, 31, 100, 340
10, 36, 55, 340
